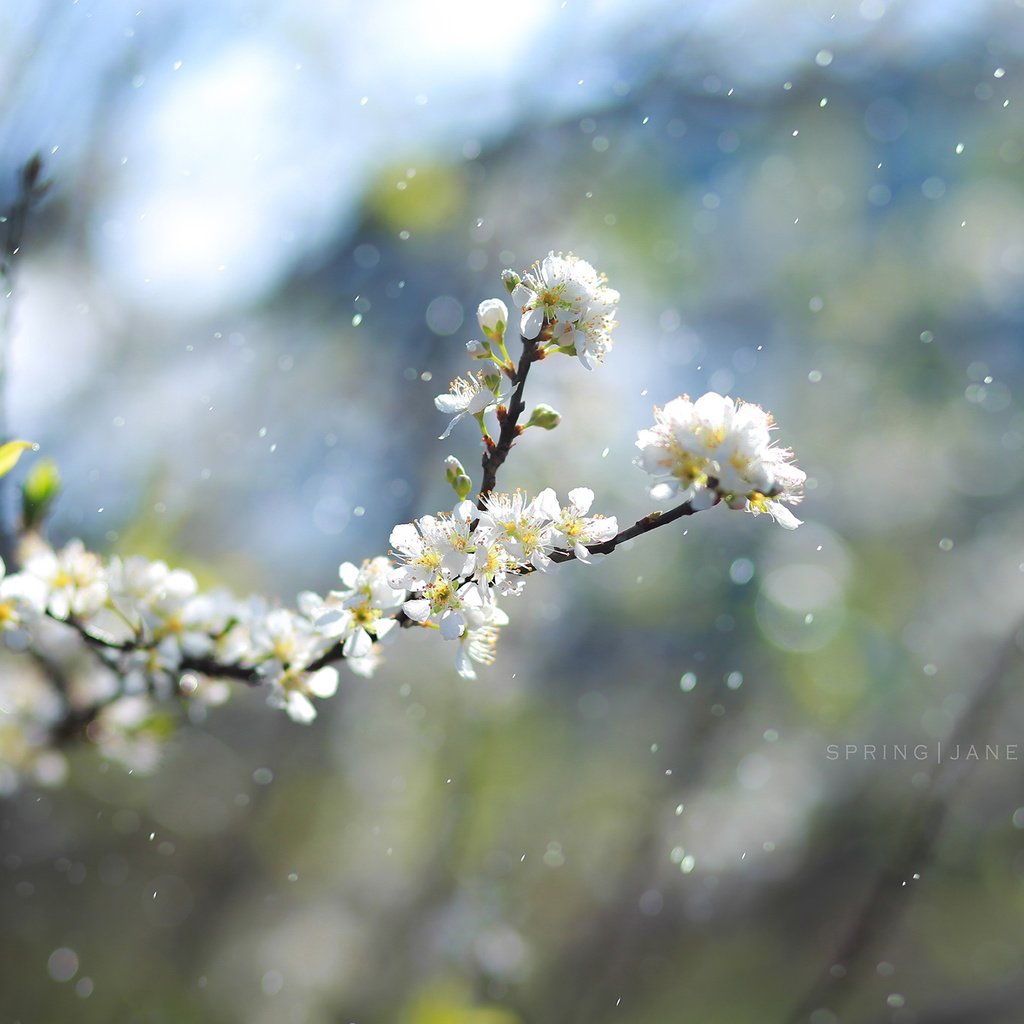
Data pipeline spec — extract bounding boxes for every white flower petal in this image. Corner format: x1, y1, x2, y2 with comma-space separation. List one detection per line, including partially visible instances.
285, 691, 317, 724
307, 666, 339, 698
402, 599, 431, 623
434, 393, 466, 415
567, 487, 594, 514
521, 306, 544, 340
454, 644, 477, 680
438, 415, 462, 440
389, 523, 421, 553
343, 628, 373, 660
439, 609, 465, 640
337, 562, 360, 589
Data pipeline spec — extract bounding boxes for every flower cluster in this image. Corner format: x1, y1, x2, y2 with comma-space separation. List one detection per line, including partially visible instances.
0, 539, 410, 729
503, 251, 620, 369
635, 392, 806, 528
388, 489, 617, 678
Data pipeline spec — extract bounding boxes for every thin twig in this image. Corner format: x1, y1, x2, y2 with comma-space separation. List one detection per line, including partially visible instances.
40, 492, 710, 744
549, 497, 711, 564
477, 332, 540, 503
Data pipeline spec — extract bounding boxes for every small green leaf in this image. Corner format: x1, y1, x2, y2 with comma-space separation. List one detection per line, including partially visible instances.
0, 440, 37, 479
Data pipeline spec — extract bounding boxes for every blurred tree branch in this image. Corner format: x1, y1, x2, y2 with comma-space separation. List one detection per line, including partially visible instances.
784, 619, 1024, 1024
0, 154, 50, 567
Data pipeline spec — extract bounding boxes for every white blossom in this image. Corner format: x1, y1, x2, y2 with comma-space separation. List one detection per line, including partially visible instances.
636, 392, 805, 527
388, 500, 479, 591
0, 557, 46, 639
23, 540, 108, 621
476, 297, 508, 338
509, 252, 619, 368
476, 488, 560, 572
306, 556, 403, 661
551, 488, 618, 562
434, 371, 504, 440
454, 609, 508, 681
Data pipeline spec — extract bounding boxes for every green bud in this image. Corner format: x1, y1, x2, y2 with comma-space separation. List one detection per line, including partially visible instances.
444, 455, 466, 485
483, 372, 502, 394
500, 269, 521, 295
21, 457, 61, 530
444, 456, 473, 500
526, 404, 562, 430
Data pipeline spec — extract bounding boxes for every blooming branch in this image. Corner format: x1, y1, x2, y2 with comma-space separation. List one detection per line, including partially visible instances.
0, 248, 805, 791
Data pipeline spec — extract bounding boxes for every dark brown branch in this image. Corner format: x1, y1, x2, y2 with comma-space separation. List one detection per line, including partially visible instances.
782, 618, 1024, 1024
477, 332, 540, 503
51, 496, 711, 700
550, 496, 712, 565
0, 155, 50, 569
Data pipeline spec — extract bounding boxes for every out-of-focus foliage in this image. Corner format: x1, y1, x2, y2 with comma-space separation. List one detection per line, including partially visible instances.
2, 1, 1024, 1022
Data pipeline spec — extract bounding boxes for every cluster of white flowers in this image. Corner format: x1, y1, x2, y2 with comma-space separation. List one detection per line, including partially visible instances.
502, 251, 620, 369
0, 540, 414, 730
388, 489, 617, 678
635, 392, 806, 528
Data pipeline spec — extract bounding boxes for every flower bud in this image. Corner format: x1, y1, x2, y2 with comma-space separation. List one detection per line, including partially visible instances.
444, 457, 473, 500
444, 455, 467, 483
483, 372, 502, 394
500, 269, 521, 296
526, 404, 562, 430
466, 339, 490, 358
476, 298, 508, 342
21, 457, 61, 530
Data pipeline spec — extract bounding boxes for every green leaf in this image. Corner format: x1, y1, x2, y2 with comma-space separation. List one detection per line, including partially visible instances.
0, 440, 37, 479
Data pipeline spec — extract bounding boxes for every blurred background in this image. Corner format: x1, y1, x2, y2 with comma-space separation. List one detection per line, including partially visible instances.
2, 0, 1024, 1021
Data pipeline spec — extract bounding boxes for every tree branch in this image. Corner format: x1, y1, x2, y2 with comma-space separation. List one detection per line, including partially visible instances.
782, 617, 1024, 1024
477, 332, 540, 503
38, 492, 711, 743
